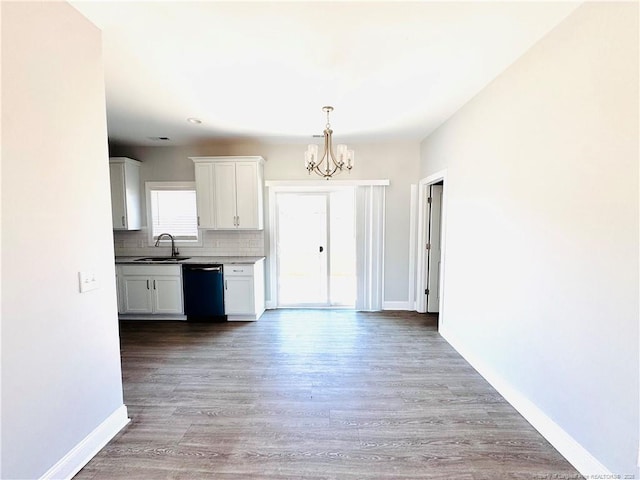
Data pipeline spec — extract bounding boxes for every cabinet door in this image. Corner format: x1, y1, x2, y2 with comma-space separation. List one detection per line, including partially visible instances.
122, 276, 153, 313
194, 163, 215, 229
152, 276, 184, 314
109, 163, 127, 229
123, 161, 142, 230
212, 162, 238, 229
235, 162, 262, 229
224, 276, 254, 314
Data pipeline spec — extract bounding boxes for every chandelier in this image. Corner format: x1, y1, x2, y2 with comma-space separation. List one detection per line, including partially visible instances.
304, 106, 354, 179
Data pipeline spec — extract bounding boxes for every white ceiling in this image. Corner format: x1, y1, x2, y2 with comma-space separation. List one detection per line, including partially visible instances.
70, 1, 580, 146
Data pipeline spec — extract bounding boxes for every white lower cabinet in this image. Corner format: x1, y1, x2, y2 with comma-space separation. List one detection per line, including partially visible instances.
118, 265, 183, 315
223, 260, 265, 321
121, 275, 153, 313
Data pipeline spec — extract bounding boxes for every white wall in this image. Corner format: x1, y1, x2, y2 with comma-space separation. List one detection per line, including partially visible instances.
1, 3, 127, 478
420, 2, 638, 476
110, 141, 420, 305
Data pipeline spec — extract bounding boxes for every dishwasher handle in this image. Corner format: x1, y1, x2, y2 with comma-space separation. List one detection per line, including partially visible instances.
183, 265, 222, 272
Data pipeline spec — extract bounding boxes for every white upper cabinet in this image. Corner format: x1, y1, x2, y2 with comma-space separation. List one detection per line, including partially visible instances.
194, 162, 215, 228
109, 157, 142, 230
191, 156, 264, 230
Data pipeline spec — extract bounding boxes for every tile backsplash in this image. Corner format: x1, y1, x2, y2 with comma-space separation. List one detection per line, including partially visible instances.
114, 228, 265, 257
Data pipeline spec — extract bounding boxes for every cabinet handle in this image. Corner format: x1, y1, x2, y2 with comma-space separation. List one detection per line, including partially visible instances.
225, 280, 228, 290
146, 279, 150, 290
197, 216, 200, 227
236, 215, 240, 227
121, 216, 125, 226
153, 280, 156, 290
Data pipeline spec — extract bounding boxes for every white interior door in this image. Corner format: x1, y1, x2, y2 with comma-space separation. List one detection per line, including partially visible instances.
427, 184, 443, 312
277, 193, 329, 306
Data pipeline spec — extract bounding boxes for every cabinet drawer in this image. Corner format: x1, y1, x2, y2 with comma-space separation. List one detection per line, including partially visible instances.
120, 264, 181, 276
223, 264, 253, 276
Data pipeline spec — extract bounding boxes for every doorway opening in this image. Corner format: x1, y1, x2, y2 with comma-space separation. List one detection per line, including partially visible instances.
275, 189, 356, 308
416, 170, 447, 327
426, 182, 443, 314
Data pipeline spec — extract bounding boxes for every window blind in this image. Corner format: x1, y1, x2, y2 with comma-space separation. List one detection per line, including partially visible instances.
150, 189, 198, 241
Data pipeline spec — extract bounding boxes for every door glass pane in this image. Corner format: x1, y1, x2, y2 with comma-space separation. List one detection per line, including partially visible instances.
277, 194, 328, 306
329, 190, 356, 306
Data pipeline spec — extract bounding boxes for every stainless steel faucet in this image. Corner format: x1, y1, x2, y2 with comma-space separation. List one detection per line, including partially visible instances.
155, 233, 179, 257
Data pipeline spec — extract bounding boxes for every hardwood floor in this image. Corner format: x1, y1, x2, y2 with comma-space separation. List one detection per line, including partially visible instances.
75, 310, 582, 479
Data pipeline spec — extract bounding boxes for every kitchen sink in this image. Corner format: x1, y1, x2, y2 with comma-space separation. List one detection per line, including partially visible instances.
134, 257, 191, 262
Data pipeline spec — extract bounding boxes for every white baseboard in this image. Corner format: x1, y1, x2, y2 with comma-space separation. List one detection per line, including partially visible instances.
40, 404, 130, 480
440, 328, 611, 478
382, 301, 414, 311
264, 302, 416, 312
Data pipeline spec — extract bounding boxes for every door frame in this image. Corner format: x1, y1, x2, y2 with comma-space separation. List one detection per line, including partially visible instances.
266, 181, 370, 308
416, 170, 448, 324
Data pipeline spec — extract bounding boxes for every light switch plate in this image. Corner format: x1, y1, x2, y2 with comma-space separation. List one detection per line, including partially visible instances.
79, 271, 99, 293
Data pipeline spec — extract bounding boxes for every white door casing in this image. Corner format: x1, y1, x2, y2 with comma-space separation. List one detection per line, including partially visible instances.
416, 170, 447, 320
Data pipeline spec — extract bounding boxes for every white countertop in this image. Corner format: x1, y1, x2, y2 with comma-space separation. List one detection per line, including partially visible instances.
115, 256, 265, 265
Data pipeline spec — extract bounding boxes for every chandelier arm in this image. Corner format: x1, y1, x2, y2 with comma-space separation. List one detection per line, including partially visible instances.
328, 127, 344, 170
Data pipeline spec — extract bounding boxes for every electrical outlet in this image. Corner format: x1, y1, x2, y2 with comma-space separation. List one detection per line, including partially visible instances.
78, 271, 99, 293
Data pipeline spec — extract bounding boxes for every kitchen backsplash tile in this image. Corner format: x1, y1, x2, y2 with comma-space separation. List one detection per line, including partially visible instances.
114, 228, 265, 257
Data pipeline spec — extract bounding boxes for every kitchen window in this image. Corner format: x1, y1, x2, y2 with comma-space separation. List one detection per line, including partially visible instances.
146, 182, 201, 246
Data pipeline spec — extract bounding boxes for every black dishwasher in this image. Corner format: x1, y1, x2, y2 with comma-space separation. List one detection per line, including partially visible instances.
182, 264, 226, 321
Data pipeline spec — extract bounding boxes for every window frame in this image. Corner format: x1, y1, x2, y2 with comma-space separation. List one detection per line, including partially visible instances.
145, 181, 202, 247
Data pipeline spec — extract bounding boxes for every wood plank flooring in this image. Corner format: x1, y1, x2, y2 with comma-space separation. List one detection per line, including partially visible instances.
75, 310, 582, 479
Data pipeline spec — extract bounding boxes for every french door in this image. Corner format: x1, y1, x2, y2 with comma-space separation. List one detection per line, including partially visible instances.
276, 190, 355, 307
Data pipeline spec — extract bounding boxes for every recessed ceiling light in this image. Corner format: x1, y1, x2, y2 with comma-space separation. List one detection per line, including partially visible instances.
187, 117, 202, 124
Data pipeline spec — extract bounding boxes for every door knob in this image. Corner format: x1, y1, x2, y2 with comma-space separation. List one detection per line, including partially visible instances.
319, 246, 324, 253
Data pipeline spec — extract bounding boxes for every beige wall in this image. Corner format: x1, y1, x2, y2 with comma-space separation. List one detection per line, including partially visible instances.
1, 3, 125, 478
111, 140, 420, 304
420, 2, 638, 475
